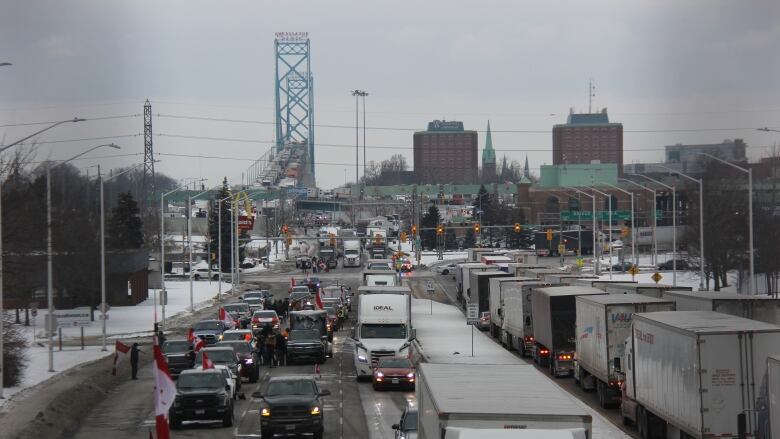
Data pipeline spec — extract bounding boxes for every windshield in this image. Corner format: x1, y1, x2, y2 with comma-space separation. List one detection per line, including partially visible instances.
368, 264, 391, 270
217, 342, 251, 354
196, 350, 235, 364
401, 411, 418, 430
378, 358, 412, 368
292, 287, 310, 294
177, 372, 224, 390
163, 341, 191, 353
221, 332, 252, 341
290, 292, 310, 302
266, 380, 316, 397
360, 324, 407, 339
193, 321, 222, 331
224, 304, 248, 313
243, 293, 262, 299
345, 250, 358, 255
244, 298, 262, 305
254, 311, 277, 318
288, 329, 320, 341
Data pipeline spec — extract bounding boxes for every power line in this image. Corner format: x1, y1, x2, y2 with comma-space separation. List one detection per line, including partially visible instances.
9, 133, 142, 145
0, 114, 141, 128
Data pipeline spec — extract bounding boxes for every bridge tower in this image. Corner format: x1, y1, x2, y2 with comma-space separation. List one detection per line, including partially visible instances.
274, 32, 315, 182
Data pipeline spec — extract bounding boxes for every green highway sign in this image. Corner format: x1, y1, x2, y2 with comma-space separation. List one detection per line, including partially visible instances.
560, 210, 633, 221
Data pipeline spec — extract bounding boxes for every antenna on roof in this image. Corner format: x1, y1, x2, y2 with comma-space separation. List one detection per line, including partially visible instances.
589, 79, 596, 113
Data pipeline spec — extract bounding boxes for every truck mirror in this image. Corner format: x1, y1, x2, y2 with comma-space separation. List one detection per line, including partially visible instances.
613, 357, 621, 371
409, 329, 417, 340
319, 389, 331, 396
392, 424, 400, 430
225, 385, 231, 392
251, 391, 263, 398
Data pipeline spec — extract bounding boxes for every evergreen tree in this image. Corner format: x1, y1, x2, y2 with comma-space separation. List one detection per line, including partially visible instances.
463, 229, 476, 249
444, 227, 458, 250
208, 178, 232, 272
420, 204, 441, 250
107, 192, 144, 249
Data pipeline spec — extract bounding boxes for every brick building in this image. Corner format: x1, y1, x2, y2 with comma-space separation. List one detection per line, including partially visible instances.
413, 120, 478, 184
552, 109, 623, 175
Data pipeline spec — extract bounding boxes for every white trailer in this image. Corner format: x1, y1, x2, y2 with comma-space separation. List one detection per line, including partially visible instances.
455, 263, 495, 305
526, 268, 570, 280
505, 262, 548, 277
417, 363, 592, 439
571, 279, 637, 289
574, 294, 675, 408
620, 311, 780, 438
491, 279, 548, 356
488, 276, 534, 337
602, 282, 692, 298
662, 290, 780, 325
764, 355, 780, 439
544, 274, 599, 285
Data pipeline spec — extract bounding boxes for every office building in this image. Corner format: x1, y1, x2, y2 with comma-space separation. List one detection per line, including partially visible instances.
413, 120, 478, 184
552, 108, 623, 175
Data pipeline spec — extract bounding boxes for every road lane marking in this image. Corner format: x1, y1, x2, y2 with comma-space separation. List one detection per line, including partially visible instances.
234, 370, 270, 437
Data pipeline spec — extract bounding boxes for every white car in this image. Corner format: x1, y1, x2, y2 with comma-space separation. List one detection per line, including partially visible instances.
435, 263, 457, 275
195, 364, 241, 400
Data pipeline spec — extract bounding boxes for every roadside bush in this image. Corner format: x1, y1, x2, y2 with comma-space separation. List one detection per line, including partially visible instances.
2, 315, 27, 387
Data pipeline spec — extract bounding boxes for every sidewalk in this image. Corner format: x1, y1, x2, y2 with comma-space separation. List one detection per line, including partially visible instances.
411, 298, 631, 439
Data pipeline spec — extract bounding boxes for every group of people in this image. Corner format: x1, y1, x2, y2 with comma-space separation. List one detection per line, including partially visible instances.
266, 298, 290, 320
310, 256, 328, 273
254, 325, 288, 368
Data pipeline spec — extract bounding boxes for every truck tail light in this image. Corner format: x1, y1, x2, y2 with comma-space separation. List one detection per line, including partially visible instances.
539, 349, 549, 356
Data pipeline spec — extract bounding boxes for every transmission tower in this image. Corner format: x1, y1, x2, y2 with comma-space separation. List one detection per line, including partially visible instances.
143, 99, 155, 208
274, 32, 315, 181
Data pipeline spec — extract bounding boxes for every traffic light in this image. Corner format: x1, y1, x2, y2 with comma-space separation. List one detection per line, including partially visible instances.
514, 223, 521, 233
329, 234, 336, 246
437, 224, 444, 235
285, 236, 292, 245
400, 231, 407, 242
546, 229, 553, 241
374, 233, 383, 245
282, 224, 289, 235
474, 223, 481, 234
411, 225, 417, 236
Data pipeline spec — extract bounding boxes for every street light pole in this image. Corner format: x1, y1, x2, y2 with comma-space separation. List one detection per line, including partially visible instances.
187, 187, 214, 312
590, 188, 613, 279
98, 160, 146, 351
599, 182, 636, 266
563, 187, 597, 274
619, 178, 658, 267
47, 143, 120, 372
695, 152, 754, 294
629, 173, 677, 286
650, 165, 705, 290
0, 115, 83, 396
362, 91, 369, 179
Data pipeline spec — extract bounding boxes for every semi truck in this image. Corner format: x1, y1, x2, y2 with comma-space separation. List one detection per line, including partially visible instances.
525, 268, 571, 280
352, 290, 413, 380
661, 290, 780, 324
487, 276, 534, 338
468, 271, 511, 315
599, 282, 692, 298
361, 269, 397, 287
455, 263, 496, 306
574, 294, 676, 408
505, 263, 548, 277
531, 286, 606, 375
342, 239, 362, 268
544, 274, 599, 285
417, 363, 592, 439
489, 278, 547, 356
619, 311, 780, 438
762, 355, 780, 439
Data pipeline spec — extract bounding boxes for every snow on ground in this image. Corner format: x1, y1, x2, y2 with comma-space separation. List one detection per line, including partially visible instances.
411, 298, 631, 439
1, 279, 230, 407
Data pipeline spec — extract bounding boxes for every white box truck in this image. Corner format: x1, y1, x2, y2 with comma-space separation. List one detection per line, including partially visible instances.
532, 286, 607, 376
488, 276, 534, 338
662, 290, 780, 325
602, 282, 692, 298
362, 269, 398, 287
545, 274, 599, 285
491, 279, 548, 356
571, 279, 637, 289
526, 268, 570, 280
352, 291, 413, 380
505, 263, 548, 277
417, 363, 592, 439
455, 263, 496, 306
343, 239, 362, 268
619, 311, 780, 438
574, 294, 675, 408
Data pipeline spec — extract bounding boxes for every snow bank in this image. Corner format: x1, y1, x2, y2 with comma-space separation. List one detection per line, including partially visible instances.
411, 298, 631, 439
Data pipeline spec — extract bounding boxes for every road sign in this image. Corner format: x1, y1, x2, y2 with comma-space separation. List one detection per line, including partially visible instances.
426, 281, 434, 293
651, 272, 663, 284
557, 244, 566, 255
466, 304, 479, 325
31, 308, 38, 317
628, 265, 640, 276
286, 187, 308, 197
238, 215, 254, 231
52, 307, 92, 328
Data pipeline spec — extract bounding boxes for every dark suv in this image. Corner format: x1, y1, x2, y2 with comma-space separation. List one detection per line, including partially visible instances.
254, 376, 330, 438
169, 369, 234, 429
162, 340, 195, 376
286, 329, 326, 364
216, 340, 260, 383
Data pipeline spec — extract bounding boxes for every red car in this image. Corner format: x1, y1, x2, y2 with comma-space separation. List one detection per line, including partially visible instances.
251, 310, 280, 333
372, 357, 416, 391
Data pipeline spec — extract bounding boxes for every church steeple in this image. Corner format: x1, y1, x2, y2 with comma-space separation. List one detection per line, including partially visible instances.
523, 154, 530, 179
482, 121, 496, 165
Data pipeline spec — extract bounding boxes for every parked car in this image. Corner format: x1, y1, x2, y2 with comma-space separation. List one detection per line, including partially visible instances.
192, 266, 220, 281
169, 369, 234, 429
611, 261, 635, 272
221, 303, 251, 328
243, 298, 265, 313
216, 340, 260, 383
372, 357, 416, 391
295, 255, 312, 269
658, 259, 689, 270
399, 259, 413, 273
255, 376, 329, 439
435, 263, 457, 275
477, 311, 491, 331
192, 320, 229, 345
392, 406, 418, 439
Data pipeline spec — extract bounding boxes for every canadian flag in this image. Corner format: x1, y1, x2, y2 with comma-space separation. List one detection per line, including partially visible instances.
112, 341, 131, 376
187, 328, 205, 352
290, 277, 296, 287
315, 288, 324, 310
202, 351, 215, 370
153, 335, 177, 439
218, 307, 237, 329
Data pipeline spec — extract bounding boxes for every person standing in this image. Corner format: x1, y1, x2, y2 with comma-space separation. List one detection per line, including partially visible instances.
130, 343, 140, 380
274, 330, 287, 367
264, 331, 277, 368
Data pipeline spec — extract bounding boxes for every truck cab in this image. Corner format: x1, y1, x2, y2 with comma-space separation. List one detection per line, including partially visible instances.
352, 292, 414, 380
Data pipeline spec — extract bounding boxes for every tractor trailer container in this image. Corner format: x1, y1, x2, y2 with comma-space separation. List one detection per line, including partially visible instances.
489, 278, 547, 356
662, 290, 780, 325
601, 282, 692, 298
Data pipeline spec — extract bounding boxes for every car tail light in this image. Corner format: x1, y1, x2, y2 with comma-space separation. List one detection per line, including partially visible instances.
539, 349, 549, 356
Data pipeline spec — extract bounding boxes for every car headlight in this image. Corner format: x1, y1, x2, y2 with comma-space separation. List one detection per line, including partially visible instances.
375, 371, 384, 378
357, 354, 368, 363
310, 406, 321, 415
244, 358, 253, 364
406, 372, 415, 379
261, 407, 271, 417
218, 334, 224, 341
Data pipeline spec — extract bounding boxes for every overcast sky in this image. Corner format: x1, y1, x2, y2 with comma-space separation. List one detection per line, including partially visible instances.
1, 0, 779, 189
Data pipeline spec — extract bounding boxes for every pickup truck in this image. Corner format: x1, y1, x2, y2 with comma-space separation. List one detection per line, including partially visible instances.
255, 376, 330, 439
286, 329, 327, 364
169, 369, 234, 428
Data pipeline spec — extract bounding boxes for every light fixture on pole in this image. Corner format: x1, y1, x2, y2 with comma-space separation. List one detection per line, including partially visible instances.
98, 160, 151, 352
563, 186, 598, 275
628, 173, 677, 286
361, 91, 369, 179
0, 63, 11, 67
619, 178, 658, 267
649, 165, 705, 290
590, 187, 613, 279
160, 179, 205, 331
47, 143, 120, 372
694, 152, 754, 295
187, 187, 215, 312
599, 182, 636, 266
351, 90, 367, 185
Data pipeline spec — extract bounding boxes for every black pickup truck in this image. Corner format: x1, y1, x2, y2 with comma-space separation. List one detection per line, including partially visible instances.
162, 340, 195, 376
285, 329, 326, 364
169, 369, 234, 428
255, 376, 330, 439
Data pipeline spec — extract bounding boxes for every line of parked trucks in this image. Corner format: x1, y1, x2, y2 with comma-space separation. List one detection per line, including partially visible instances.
444, 252, 780, 439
